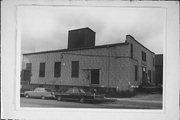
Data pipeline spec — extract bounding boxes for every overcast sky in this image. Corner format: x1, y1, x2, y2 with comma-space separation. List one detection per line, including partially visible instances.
18, 6, 165, 54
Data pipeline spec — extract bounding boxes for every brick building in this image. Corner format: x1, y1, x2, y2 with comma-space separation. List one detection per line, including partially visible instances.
21, 27, 155, 92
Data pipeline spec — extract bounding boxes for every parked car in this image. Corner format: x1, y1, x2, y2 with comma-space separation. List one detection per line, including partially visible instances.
54, 87, 105, 103
24, 87, 55, 100
20, 88, 30, 97
20, 84, 31, 97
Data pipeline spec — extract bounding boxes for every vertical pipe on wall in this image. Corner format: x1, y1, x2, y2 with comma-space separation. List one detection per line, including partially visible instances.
107, 46, 110, 93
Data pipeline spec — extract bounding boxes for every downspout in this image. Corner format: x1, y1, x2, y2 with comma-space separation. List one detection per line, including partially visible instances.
107, 46, 110, 92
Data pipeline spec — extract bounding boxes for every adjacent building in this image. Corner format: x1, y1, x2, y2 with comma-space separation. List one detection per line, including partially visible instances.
21, 27, 155, 92
155, 54, 163, 85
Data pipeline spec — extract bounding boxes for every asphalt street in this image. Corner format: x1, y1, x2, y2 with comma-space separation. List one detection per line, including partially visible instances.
20, 97, 162, 109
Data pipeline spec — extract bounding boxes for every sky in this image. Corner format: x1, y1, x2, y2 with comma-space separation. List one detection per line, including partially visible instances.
18, 6, 165, 54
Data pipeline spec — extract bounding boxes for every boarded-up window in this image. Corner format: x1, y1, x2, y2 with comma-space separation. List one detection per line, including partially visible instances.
39, 62, 45, 77
54, 62, 61, 77
26, 63, 32, 71
135, 65, 138, 81
131, 44, 133, 58
142, 51, 146, 61
71, 61, 79, 78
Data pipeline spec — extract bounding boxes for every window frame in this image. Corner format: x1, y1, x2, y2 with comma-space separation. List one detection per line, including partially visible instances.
130, 44, 133, 58
91, 69, 100, 85
71, 61, 79, 78
135, 65, 138, 81
142, 51, 146, 62
54, 62, 61, 77
39, 62, 45, 77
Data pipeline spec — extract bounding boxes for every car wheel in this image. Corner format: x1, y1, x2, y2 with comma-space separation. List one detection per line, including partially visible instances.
57, 96, 62, 101
41, 96, 45, 100
25, 94, 30, 98
80, 98, 85, 103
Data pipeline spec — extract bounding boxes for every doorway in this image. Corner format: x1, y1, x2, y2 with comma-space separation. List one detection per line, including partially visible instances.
91, 69, 100, 85
142, 67, 147, 84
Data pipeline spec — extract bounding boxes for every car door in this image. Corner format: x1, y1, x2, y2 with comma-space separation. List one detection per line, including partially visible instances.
35, 88, 41, 98
35, 88, 44, 98
39, 88, 49, 97
38, 88, 45, 97
31, 88, 39, 98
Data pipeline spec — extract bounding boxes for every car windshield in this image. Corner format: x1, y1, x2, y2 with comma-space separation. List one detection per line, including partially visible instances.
64, 87, 93, 94
80, 88, 92, 94
65, 88, 73, 94
73, 88, 80, 94
79, 89, 85, 94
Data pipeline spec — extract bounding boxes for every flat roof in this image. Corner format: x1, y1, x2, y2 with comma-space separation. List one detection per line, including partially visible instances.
23, 42, 129, 56
68, 27, 95, 33
23, 34, 155, 56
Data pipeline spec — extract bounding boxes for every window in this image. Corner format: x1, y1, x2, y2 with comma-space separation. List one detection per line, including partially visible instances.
135, 65, 138, 81
39, 62, 45, 77
26, 63, 32, 71
130, 44, 133, 58
54, 62, 61, 77
71, 61, 79, 77
142, 51, 146, 61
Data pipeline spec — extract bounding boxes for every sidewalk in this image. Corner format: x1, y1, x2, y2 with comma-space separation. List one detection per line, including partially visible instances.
106, 94, 162, 104
108, 97, 162, 104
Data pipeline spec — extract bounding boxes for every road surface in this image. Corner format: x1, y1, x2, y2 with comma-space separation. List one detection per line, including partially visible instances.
20, 97, 162, 109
